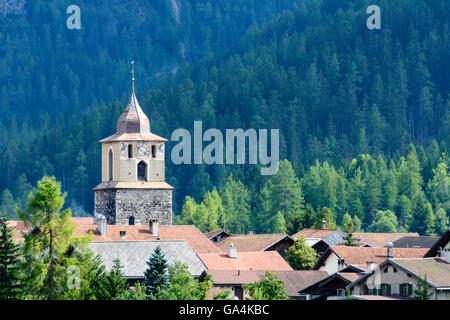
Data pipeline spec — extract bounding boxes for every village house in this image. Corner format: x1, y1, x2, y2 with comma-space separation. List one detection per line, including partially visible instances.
89, 240, 206, 283
424, 229, 450, 258
392, 236, 440, 249
352, 232, 420, 247
347, 255, 450, 300
299, 272, 361, 300
313, 243, 428, 274
214, 233, 295, 258
197, 243, 293, 272
291, 222, 347, 256
200, 270, 328, 300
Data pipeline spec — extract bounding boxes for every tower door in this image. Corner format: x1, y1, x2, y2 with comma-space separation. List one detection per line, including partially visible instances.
137, 161, 147, 181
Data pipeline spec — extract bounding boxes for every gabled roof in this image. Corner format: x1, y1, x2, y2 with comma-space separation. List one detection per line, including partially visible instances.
197, 251, 293, 271
74, 224, 222, 254
89, 240, 206, 278
392, 236, 440, 249
347, 257, 450, 290
352, 232, 419, 247
314, 246, 428, 270
292, 228, 346, 246
299, 272, 362, 294
203, 270, 328, 297
424, 229, 450, 257
215, 234, 294, 252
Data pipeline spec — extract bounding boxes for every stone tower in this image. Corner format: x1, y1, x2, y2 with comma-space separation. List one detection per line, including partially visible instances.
93, 65, 173, 225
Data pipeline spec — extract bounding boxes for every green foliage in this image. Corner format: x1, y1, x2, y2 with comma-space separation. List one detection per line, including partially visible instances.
144, 246, 170, 297
176, 189, 226, 233
0, 217, 21, 299
155, 262, 213, 300
243, 272, 290, 300
285, 235, 318, 270
213, 289, 233, 300
368, 210, 399, 233
118, 282, 147, 300
414, 276, 432, 300
104, 258, 128, 299
17, 176, 90, 300
221, 175, 251, 234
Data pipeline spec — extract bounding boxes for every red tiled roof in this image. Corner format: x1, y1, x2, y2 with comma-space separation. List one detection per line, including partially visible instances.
74, 224, 221, 254
215, 234, 293, 252
8, 217, 94, 242
330, 246, 428, 265
352, 232, 420, 247
292, 229, 340, 239
198, 251, 293, 271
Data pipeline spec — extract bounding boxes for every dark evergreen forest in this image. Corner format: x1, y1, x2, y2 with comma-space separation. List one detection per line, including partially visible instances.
0, 0, 449, 235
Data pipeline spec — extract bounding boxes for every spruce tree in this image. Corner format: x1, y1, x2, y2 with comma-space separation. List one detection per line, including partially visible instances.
144, 246, 169, 297
0, 217, 21, 299
105, 258, 127, 299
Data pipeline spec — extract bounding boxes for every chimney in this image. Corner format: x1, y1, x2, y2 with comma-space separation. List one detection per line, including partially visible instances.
149, 219, 159, 236
120, 230, 126, 240
248, 231, 254, 235
95, 214, 107, 237
322, 219, 327, 230
228, 242, 237, 259
437, 247, 444, 258
366, 261, 375, 273
387, 241, 393, 258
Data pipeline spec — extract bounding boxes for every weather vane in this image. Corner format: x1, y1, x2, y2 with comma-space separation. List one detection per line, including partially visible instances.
131, 60, 135, 91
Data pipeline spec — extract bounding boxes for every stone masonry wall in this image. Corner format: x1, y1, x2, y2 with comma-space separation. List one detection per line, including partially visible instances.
94, 188, 172, 225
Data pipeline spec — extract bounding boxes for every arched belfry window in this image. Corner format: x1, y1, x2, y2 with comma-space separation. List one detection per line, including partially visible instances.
152, 145, 156, 158
108, 149, 113, 181
137, 161, 147, 181
128, 144, 133, 158
128, 216, 135, 225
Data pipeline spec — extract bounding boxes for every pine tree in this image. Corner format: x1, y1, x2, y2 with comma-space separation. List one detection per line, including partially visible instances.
105, 258, 127, 299
271, 211, 287, 234
144, 246, 169, 297
0, 217, 21, 299
18, 176, 89, 300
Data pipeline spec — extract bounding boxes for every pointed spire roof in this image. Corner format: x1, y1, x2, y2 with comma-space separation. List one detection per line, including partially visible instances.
99, 61, 167, 143
116, 89, 151, 134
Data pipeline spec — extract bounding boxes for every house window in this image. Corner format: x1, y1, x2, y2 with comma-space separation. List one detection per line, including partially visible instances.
137, 161, 147, 181
128, 216, 135, 225
381, 284, 391, 296
128, 144, 133, 158
400, 283, 412, 296
152, 145, 156, 158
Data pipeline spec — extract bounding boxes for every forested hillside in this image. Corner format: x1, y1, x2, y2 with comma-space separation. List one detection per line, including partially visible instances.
0, 0, 449, 236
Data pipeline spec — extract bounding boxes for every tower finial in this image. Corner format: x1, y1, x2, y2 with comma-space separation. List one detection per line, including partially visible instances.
131, 60, 135, 93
